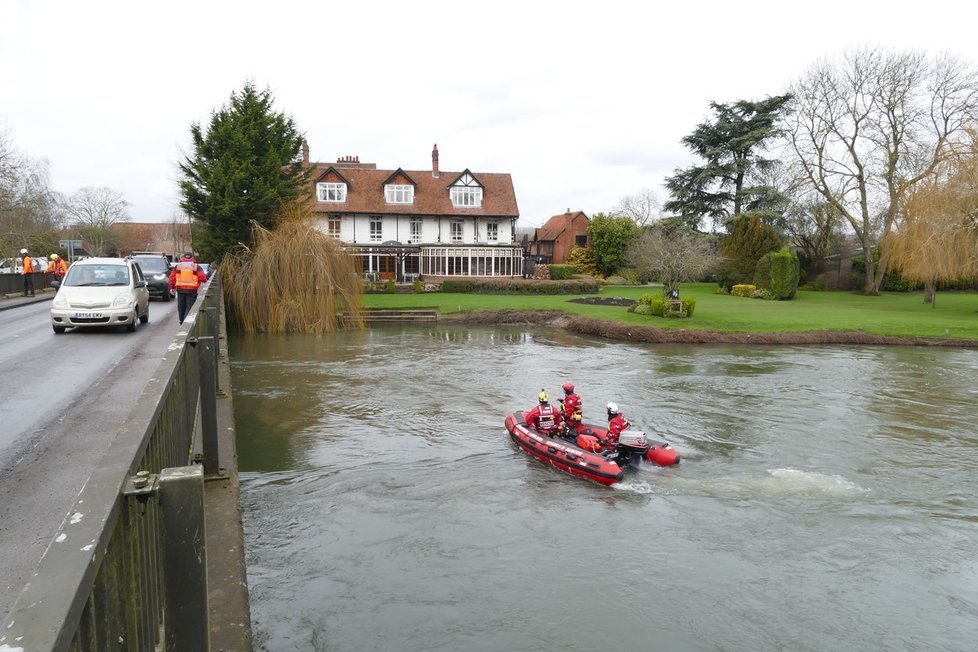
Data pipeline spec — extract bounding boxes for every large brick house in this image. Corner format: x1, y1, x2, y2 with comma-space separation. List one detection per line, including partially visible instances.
528, 210, 590, 264
306, 143, 523, 280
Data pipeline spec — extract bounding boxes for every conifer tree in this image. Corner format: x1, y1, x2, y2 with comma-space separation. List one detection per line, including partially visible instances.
665, 95, 791, 231
178, 81, 310, 261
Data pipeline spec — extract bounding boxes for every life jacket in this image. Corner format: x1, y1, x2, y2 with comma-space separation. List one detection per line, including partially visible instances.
174, 261, 200, 290
49, 259, 67, 276
536, 405, 556, 431
23, 255, 34, 274
563, 393, 582, 419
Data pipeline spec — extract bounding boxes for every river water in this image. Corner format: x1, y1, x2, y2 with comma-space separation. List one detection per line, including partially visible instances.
230, 326, 978, 652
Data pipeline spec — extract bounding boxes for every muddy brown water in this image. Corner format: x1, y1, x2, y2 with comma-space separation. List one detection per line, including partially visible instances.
231, 326, 978, 652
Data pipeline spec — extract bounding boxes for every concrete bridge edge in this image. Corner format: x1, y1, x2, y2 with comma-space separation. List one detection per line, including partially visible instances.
205, 306, 253, 651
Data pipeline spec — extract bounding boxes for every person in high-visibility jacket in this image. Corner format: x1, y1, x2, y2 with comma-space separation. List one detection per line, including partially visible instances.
20, 248, 35, 297
46, 254, 68, 282
168, 253, 208, 324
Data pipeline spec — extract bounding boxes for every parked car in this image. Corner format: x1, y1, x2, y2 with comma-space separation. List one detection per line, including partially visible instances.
128, 253, 173, 301
50, 257, 150, 334
198, 262, 213, 279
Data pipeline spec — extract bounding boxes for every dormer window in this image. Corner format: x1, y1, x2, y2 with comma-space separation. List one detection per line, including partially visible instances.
317, 182, 347, 202
450, 171, 483, 208
385, 184, 414, 204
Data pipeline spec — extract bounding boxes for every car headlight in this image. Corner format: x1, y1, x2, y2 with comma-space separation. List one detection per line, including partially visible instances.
53, 295, 68, 308
153, 273, 166, 280
112, 294, 134, 308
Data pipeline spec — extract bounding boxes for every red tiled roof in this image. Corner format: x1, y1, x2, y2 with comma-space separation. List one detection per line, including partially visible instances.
533, 211, 588, 242
308, 162, 519, 218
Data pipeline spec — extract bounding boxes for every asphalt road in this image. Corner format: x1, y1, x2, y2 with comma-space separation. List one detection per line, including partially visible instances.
0, 293, 185, 622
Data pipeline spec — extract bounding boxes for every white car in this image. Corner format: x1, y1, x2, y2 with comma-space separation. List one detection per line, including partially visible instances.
50, 257, 150, 334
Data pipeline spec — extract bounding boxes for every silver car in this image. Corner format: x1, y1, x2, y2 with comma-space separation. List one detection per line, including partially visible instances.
51, 257, 150, 333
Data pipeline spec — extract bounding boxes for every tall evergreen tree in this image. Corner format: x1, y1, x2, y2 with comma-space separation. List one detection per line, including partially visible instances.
178, 82, 310, 261
664, 94, 791, 231
716, 213, 783, 291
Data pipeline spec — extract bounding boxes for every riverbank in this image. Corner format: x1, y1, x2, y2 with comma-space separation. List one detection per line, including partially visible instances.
439, 309, 978, 347
364, 283, 978, 343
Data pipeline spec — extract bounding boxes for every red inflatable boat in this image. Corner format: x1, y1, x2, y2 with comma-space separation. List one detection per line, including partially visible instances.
504, 411, 679, 486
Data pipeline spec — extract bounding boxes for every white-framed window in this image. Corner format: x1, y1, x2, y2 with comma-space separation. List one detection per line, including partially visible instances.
370, 217, 383, 242
409, 217, 422, 244
385, 184, 414, 204
450, 172, 483, 208
450, 186, 482, 208
450, 220, 464, 243
317, 182, 347, 202
327, 218, 341, 239
486, 221, 499, 242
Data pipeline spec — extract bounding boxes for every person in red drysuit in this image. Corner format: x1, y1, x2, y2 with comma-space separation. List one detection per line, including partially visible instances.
559, 381, 582, 425
602, 402, 631, 450
524, 389, 563, 436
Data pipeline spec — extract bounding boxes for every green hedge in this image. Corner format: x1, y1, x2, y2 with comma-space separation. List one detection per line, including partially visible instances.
439, 278, 600, 294
549, 264, 578, 280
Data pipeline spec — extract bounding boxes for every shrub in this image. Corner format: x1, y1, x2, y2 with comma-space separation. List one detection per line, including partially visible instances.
604, 275, 628, 285
413, 279, 422, 293
799, 280, 827, 291
731, 284, 757, 297
566, 245, 601, 279
753, 245, 800, 299
751, 288, 773, 300
682, 296, 696, 317
385, 279, 396, 293
549, 264, 577, 280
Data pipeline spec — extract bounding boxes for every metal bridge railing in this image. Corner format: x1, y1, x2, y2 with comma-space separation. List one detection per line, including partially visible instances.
0, 275, 225, 652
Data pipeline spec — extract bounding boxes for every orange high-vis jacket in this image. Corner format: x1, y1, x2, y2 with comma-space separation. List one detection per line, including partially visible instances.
22, 255, 34, 274
172, 261, 203, 291
47, 258, 68, 276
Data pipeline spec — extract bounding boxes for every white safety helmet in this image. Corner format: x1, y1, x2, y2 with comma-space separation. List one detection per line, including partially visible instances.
607, 402, 619, 415
20, 248, 28, 254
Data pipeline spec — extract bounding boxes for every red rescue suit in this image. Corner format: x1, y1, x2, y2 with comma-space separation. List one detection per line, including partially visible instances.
525, 403, 563, 435
561, 392, 582, 421
604, 413, 631, 448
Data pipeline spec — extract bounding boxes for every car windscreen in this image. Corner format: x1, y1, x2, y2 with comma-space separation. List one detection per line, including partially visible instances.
132, 257, 169, 274
63, 265, 130, 286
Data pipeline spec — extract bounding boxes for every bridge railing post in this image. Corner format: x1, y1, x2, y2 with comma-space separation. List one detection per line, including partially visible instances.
158, 465, 209, 652
196, 335, 220, 476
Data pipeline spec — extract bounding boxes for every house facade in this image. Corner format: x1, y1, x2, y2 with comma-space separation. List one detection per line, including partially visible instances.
306, 144, 523, 280
528, 210, 590, 264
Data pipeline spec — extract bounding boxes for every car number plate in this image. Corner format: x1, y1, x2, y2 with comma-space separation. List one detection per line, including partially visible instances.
73, 312, 103, 319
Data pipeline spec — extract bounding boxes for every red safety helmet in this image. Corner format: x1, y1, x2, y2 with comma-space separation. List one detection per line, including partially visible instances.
562, 382, 575, 394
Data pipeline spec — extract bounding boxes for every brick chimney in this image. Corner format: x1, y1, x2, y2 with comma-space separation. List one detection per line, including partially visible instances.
302, 140, 309, 165
432, 143, 439, 178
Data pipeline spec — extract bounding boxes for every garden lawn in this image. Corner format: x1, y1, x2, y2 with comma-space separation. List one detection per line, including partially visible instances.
363, 283, 978, 341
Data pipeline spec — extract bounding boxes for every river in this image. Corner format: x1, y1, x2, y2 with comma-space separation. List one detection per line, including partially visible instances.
230, 326, 978, 651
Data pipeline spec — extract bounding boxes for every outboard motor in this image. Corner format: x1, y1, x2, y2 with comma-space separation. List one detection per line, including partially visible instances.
612, 430, 651, 467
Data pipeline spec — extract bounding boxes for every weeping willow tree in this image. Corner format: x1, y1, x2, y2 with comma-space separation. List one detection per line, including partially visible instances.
221, 204, 364, 333
884, 138, 978, 308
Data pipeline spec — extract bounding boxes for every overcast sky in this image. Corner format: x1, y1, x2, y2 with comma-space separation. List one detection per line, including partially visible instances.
4, 1, 978, 227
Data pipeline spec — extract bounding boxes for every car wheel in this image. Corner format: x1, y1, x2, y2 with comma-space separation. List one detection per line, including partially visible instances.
140, 307, 149, 324
126, 311, 138, 332
53, 325, 66, 334
164, 291, 172, 302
